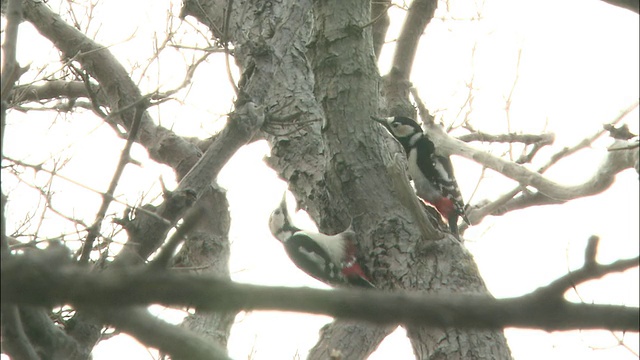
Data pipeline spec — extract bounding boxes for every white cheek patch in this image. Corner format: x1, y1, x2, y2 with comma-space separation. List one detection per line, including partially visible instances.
399, 125, 414, 137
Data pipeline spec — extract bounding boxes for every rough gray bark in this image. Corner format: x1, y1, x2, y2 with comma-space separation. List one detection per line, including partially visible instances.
180, 0, 513, 359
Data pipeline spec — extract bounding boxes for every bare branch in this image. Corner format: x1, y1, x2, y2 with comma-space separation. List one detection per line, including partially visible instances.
9, 80, 96, 104
382, 0, 438, 116
87, 307, 231, 360
18, 306, 90, 360
370, 0, 392, 59
79, 99, 149, 263
457, 131, 555, 145
1, 188, 40, 360
465, 139, 637, 225
3, 157, 167, 224
0, 306, 41, 360
1, 168, 40, 360
391, 0, 437, 81
0, 0, 29, 103
3, 241, 637, 332
536, 246, 639, 299
433, 119, 638, 202
598, 0, 639, 13
21, 1, 201, 172
462, 100, 640, 228
112, 101, 263, 267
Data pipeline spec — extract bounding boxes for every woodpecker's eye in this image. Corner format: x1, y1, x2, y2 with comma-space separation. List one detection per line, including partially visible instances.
391, 123, 399, 128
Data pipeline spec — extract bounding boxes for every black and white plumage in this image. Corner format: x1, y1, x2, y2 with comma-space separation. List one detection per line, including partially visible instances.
268, 195, 374, 288
372, 115, 470, 236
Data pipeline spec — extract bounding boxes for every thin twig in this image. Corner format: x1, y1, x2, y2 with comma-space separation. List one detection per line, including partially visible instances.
79, 99, 151, 263
3, 157, 166, 224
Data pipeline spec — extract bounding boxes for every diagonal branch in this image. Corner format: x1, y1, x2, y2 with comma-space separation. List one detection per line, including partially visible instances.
391, 0, 438, 81
87, 307, 231, 360
381, 0, 438, 116
599, 0, 639, 13
417, 98, 639, 202
0, 306, 41, 360
462, 100, 640, 227
79, 99, 149, 263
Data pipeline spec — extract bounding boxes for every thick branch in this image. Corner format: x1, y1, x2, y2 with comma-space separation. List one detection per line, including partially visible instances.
370, 0, 391, 59
113, 102, 263, 266
599, 0, 639, 13
18, 306, 90, 360
0, 0, 28, 103
458, 131, 555, 145
18, 2, 239, 353
21, 1, 204, 173
0, 306, 40, 360
391, 0, 437, 80
87, 307, 231, 360
9, 81, 97, 105
3, 252, 637, 332
381, 0, 438, 116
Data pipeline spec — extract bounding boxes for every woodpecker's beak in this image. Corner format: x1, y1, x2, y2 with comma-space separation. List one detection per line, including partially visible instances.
371, 116, 392, 132
370, 116, 387, 125
278, 192, 288, 212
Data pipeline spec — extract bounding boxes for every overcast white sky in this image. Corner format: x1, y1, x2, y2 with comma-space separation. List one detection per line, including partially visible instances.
2, 0, 638, 359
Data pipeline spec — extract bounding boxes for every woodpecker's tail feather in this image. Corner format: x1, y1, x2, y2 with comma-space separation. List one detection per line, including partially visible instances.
460, 212, 471, 226
348, 276, 375, 288
448, 214, 461, 239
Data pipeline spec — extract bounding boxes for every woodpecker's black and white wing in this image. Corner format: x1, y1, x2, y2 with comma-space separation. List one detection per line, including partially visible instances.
414, 134, 469, 229
431, 153, 469, 221
282, 231, 345, 286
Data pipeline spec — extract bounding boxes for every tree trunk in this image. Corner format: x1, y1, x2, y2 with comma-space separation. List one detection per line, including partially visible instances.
181, 0, 513, 358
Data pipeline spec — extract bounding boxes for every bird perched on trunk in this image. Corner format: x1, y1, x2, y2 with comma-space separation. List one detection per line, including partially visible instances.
372, 115, 470, 237
268, 194, 374, 288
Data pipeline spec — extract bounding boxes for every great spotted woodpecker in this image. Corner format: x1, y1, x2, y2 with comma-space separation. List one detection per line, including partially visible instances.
268, 194, 374, 288
372, 115, 470, 237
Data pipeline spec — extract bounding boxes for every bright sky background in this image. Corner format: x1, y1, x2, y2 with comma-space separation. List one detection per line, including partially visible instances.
1, 0, 638, 359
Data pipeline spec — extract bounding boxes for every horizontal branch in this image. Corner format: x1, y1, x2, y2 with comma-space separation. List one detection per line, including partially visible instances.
9, 81, 97, 104
457, 131, 555, 145
2, 248, 637, 332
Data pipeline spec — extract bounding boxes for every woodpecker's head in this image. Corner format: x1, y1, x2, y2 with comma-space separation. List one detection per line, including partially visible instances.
268, 193, 299, 242
371, 116, 422, 140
